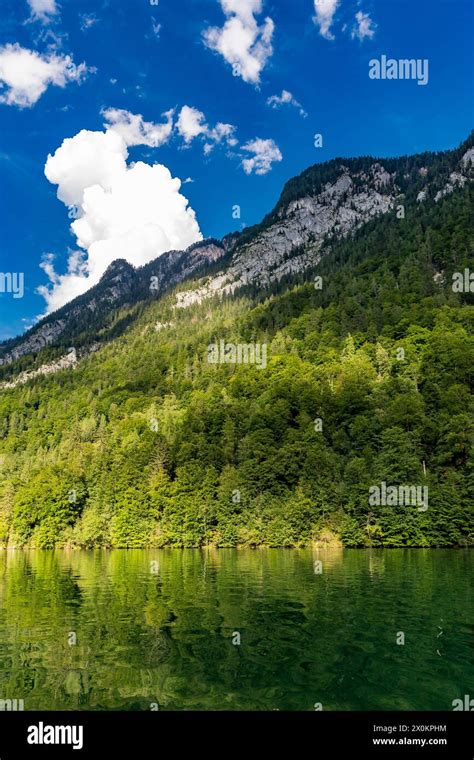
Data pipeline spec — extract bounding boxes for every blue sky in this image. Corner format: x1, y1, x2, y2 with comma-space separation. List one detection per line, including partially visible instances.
0, 0, 472, 340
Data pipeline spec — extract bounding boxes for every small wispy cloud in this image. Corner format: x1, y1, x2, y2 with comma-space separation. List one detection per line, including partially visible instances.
80, 13, 99, 32
241, 138, 282, 175
26, 0, 58, 24
203, 0, 274, 85
313, 0, 339, 41
176, 105, 238, 153
103, 107, 174, 148
0, 44, 92, 108
151, 19, 161, 38
267, 89, 307, 118
351, 10, 376, 41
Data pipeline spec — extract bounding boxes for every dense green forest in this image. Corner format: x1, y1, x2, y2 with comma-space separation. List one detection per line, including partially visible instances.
0, 160, 472, 549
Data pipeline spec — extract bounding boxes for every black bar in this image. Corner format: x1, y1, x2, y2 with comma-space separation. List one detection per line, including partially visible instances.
0, 711, 471, 757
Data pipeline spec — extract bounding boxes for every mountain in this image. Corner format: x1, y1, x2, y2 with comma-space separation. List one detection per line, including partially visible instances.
2, 134, 472, 377
0, 133, 472, 549
0, 240, 226, 373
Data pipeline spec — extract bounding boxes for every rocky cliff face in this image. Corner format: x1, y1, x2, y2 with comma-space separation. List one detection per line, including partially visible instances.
0, 319, 67, 366
175, 148, 474, 309
145, 240, 225, 294
175, 163, 397, 308
1, 348, 78, 389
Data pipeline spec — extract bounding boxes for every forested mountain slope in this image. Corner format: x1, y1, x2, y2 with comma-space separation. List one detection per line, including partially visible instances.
0, 136, 472, 548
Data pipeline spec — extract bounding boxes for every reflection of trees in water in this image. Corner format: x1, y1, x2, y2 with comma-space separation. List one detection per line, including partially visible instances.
0, 549, 471, 710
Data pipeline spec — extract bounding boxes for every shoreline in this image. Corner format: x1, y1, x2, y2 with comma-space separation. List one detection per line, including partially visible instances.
0, 544, 471, 551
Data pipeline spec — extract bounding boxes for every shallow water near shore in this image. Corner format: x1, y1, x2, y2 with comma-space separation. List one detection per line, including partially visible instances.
0, 548, 472, 711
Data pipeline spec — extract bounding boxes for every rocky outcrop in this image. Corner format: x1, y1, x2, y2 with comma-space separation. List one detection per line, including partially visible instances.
0, 260, 135, 367
461, 147, 474, 169
416, 148, 473, 205
434, 171, 468, 202
0, 319, 66, 365
175, 163, 397, 308
0, 241, 225, 369
147, 241, 225, 294
1, 348, 78, 389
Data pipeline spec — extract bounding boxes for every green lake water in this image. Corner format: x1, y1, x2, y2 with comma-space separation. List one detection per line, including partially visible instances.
0, 548, 472, 711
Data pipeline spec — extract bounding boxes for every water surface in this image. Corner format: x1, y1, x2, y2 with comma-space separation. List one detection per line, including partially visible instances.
0, 549, 471, 710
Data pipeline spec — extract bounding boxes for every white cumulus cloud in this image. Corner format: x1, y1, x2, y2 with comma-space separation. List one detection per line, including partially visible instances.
203, 0, 274, 85
267, 89, 307, 118
207, 121, 238, 147
241, 137, 282, 175
0, 43, 90, 108
40, 126, 202, 313
177, 105, 208, 143
26, 0, 58, 23
176, 105, 237, 153
103, 107, 174, 147
313, 0, 339, 41
351, 11, 376, 41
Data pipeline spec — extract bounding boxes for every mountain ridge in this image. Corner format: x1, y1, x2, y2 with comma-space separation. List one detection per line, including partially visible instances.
1, 132, 473, 377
